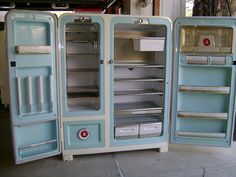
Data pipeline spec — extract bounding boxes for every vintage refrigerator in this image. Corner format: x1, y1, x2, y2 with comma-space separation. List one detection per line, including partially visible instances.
5, 10, 235, 164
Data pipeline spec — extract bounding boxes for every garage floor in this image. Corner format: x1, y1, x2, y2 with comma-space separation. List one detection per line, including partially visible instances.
1, 108, 236, 177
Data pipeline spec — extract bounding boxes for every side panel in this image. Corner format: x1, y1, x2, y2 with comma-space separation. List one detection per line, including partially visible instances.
6, 10, 60, 164
171, 17, 236, 147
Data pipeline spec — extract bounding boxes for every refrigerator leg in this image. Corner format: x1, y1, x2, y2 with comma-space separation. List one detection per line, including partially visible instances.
157, 146, 168, 153
63, 155, 73, 161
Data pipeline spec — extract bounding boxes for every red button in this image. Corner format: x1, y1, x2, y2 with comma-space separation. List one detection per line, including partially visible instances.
81, 131, 88, 138
78, 129, 90, 140
203, 38, 211, 46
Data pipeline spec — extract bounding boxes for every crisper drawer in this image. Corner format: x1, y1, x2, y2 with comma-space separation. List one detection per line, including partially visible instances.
64, 120, 105, 149
139, 122, 162, 138
115, 125, 139, 140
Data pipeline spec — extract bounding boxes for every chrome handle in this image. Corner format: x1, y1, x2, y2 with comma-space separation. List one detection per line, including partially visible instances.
52, 3, 69, 10
0, 2, 15, 9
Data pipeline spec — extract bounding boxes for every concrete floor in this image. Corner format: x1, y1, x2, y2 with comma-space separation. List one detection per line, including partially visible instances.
1, 108, 236, 177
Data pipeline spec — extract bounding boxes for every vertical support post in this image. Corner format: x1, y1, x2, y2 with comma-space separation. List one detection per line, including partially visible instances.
16, 77, 22, 115
49, 75, 54, 111
27, 76, 33, 113
37, 76, 44, 112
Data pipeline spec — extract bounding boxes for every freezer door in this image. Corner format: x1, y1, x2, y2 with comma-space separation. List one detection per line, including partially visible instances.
171, 17, 236, 147
6, 10, 60, 164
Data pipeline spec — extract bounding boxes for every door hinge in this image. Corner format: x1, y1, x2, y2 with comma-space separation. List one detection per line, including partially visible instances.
10, 61, 16, 67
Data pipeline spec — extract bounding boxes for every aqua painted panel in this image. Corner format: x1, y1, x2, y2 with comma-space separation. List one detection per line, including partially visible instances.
171, 17, 236, 147
6, 10, 60, 164
64, 120, 105, 149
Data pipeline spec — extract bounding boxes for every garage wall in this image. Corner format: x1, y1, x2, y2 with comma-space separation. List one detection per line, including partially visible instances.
160, 0, 185, 21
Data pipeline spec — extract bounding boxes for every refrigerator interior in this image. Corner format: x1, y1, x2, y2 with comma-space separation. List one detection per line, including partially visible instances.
65, 22, 100, 112
175, 25, 233, 139
113, 23, 167, 140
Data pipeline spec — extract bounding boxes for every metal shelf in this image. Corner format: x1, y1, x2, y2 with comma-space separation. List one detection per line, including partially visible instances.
67, 86, 99, 93
179, 85, 230, 94
115, 89, 163, 96
176, 131, 226, 138
66, 30, 98, 33
67, 68, 98, 73
19, 139, 57, 149
115, 102, 163, 116
115, 31, 154, 39
178, 111, 228, 120
115, 114, 162, 126
67, 97, 99, 111
114, 77, 164, 82
114, 61, 164, 68
66, 53, 99, 57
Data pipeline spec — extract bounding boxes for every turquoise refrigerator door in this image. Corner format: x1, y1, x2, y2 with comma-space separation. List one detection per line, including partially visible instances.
6, 10, 61, 164
171, 17, 236, 147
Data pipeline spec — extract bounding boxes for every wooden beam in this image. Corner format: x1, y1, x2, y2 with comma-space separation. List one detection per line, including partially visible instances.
153, 0, 160, 16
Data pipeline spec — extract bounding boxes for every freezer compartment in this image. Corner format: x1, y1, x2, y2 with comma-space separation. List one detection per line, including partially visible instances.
65, 22, 101, 112
180, 26, 233, 53
133, 37, 165, 51
114, 23, 167, 65
15, 119, 59, 158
